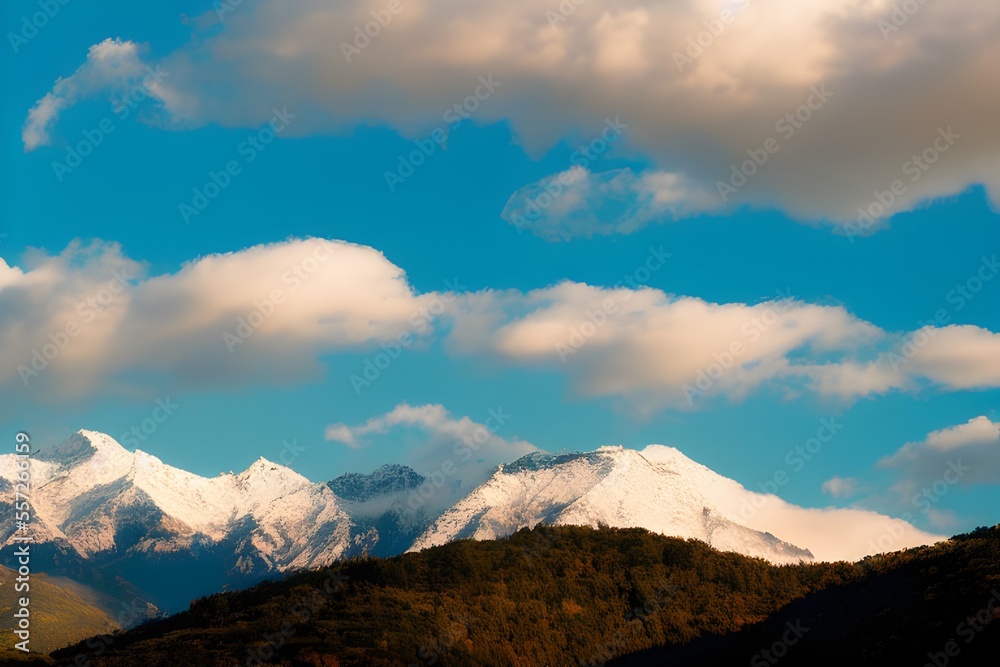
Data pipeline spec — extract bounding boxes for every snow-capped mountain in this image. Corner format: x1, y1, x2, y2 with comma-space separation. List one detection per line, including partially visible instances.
1, 430, 355, 569
409, 446, 813, 564
408, 445, 942, 564
0, 430, 360, 612
0, 430, 943, 612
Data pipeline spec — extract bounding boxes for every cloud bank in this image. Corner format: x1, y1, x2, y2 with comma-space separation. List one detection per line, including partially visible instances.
24, 1, 1000, 226
4, 239, 1000, 413
444, 283, 1000, 412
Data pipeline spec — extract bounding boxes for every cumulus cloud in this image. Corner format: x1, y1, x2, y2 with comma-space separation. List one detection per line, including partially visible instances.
29, 0, 1000, 223
23, 38, 170, 151
5, 238, 999, 414
0, 240, 143, 398
501, 167, 718, 240
444, 283, 1000, 411
0, 238, 433, 402
325, 402, 537, 508
802, 325, 1000, 398
899, 326, 1000, 390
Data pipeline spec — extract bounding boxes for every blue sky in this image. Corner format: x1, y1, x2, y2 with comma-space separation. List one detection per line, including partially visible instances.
2, 0, 998, 537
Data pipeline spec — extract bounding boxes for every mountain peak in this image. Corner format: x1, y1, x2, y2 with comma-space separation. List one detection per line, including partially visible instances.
411, 442, 816, 563
328, 464, 424, 502
235, 456, 310, 488
34, 430, 130, 466
78, 430, 128, 451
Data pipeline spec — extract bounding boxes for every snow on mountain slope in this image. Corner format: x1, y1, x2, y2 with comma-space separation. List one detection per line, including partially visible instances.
638, 445, 944, 562
0, 431, 945, 579
0, 430, 353, 571
409, 445, 944, 563
232, 457, 313, 514
29, 431, 135, 527
242, 482, 354, 570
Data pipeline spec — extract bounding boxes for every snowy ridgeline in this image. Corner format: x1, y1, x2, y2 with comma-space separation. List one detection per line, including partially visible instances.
0, 431, 943, 581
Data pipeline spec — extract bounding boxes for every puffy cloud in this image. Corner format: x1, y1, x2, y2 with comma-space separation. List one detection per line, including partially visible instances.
901, 326, 1000, 390
0, 238, 433, 402
801, 325, 1000, 398
801, 359, 908, 399
921, 415, 1000, 451
446, 282, 1000, 411
0, 240, 144, 398
5, 238, 999, 414
325, 402, 537, 508
28, 1, 1000, 223
444, 283, 1000, 411
23, 38, 169, 150
821, 476, 860, 499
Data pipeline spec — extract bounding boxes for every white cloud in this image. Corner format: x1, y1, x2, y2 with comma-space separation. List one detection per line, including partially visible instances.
23, 38, 169, 150
0, 238, 433, 402
325, 402, 537, 508
5, 238, 999, 414
801, 325, 1000, 398
0, 240, 143, 398
923, 415, 1000, 451
903, 326, 1000, 390
821, 476, 859, 499
29, 1, 1000, 222
445, 283, 1000, 411
797, 359, 908, 398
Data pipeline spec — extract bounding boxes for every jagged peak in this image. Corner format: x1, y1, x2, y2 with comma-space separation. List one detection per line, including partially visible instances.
34, 429, 130, 465
328, 464, 424, 502
76, 430, 129, 453
236, 456, 309, 486
243, 456, 292, 473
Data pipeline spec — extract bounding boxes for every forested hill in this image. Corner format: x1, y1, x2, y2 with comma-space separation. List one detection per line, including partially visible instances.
613, 525, 1000, 667
48, 525, 999, 667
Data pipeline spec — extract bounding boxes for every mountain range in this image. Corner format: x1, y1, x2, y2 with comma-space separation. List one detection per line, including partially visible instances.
0, 430, 943, 618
